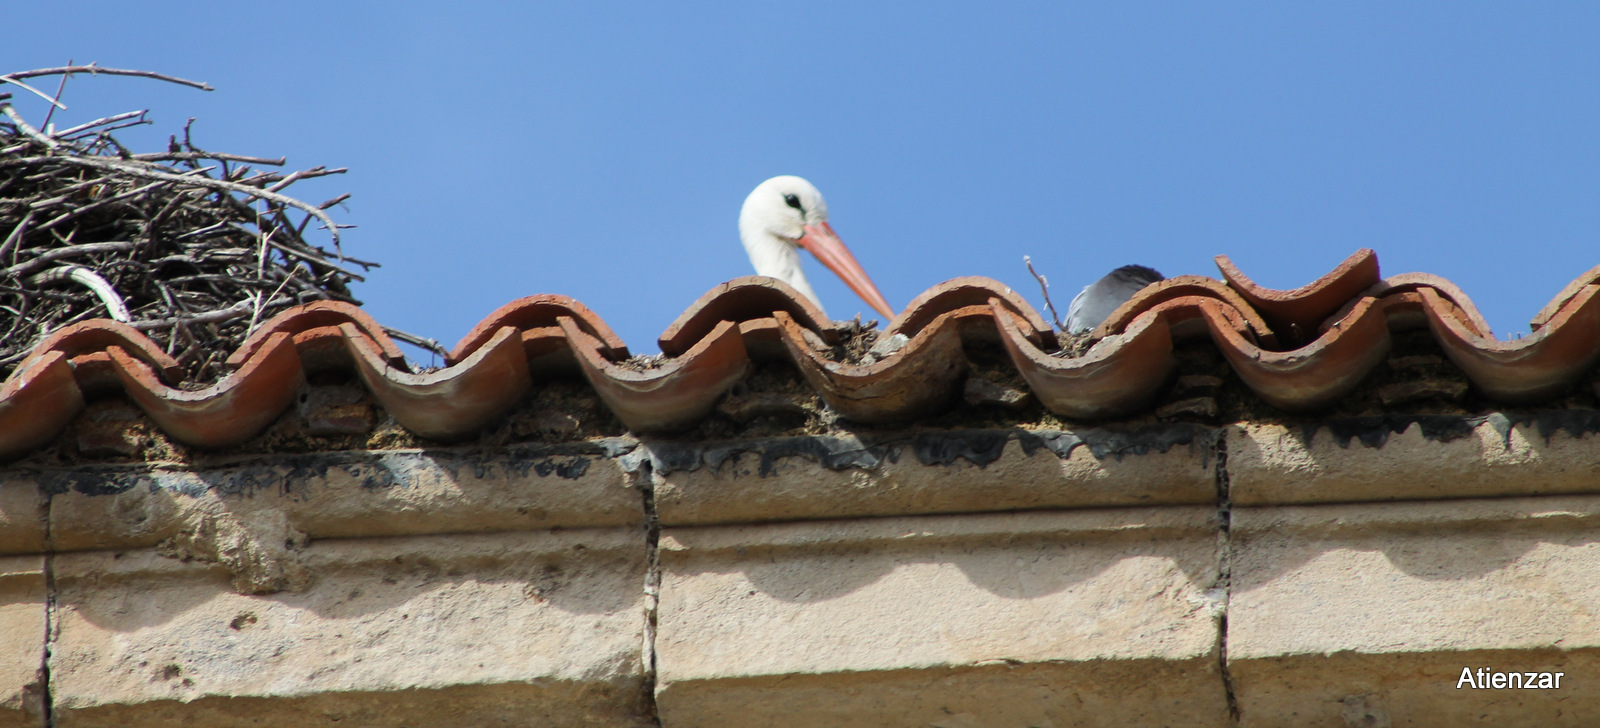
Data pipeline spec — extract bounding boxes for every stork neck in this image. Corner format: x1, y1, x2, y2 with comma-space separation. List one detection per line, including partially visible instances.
743, 233, 826, 318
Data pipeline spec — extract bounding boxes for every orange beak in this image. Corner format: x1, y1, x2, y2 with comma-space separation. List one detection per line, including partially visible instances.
796, 221, 895, 320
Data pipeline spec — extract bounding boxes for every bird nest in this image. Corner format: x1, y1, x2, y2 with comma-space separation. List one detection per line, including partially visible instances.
0, 65, 435, 385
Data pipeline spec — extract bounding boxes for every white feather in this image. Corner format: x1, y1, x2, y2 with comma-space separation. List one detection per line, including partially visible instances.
738, 175, 831, 317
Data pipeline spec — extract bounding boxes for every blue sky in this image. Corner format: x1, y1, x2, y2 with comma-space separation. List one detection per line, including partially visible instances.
8, 3, 1598, 356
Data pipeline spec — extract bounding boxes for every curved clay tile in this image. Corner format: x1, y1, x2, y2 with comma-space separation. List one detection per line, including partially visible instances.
776, 309, 968, 423
1531, 262, 1600, 332
109, 332, 304, 448
1422, 286, 1600, 403
1215, 248, 1381, 342
1209, 296, 1392, 412
562, 316, 749, 434
991, 299, 1175, 420
9, 263, 1600, 456
13, 320, 182, 384
1091, 275, 1277, 349
0, 350, 84, 460
1354, 274, 1492, 337
1130, 295, 1259, 347
228, 300, 404, 371
449, 294, 627, 364
345, 323, 532, 441
887, 277, 1055, 348
657, 277, 835, 357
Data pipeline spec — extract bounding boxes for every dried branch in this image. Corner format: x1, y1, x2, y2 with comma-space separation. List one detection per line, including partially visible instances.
0, 77, 68, 110
0, 65, 372, 383
3, 65, 212, 92
1, 105, 60, 151
383, 326, 450, 359
34, 155, 345, 250
130, 151, 286, 166
29, 265, 129, 321
54, 109, 146, 138
1024, 256, 1066, 331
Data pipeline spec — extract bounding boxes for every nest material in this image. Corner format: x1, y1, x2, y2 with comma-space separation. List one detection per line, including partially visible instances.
0, 65, 433, 384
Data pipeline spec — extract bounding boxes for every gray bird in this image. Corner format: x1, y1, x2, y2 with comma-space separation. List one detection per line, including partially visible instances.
1064, 265, 1165, 334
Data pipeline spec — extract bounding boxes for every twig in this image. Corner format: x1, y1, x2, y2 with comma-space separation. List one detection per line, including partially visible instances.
67, 118, 151, 138
1, 105, 60, 152
28, 265, 128, 321
4, 241, 137, 277
0, 210, 32, 263
0, 77, 68, 110
130, 151, 286, 166
0, 66, 363, 383
39, 155, 343, 249
40, 61, 71, 131
1024, 255, 1066, 331
383, 326, 450, 359
129, 296, 294, 330
4, 64, 212, 92
53, 109, 146, 138
266, 166, 346, 193
33, 178, 175, 236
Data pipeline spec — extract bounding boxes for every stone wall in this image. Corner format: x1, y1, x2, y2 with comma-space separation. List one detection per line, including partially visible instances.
2, 415, 1598, 726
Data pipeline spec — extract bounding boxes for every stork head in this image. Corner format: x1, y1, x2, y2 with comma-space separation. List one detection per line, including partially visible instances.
739, 175, 895, 320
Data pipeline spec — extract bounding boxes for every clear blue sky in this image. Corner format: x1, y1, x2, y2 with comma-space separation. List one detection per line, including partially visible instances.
9, 3, 1598, 356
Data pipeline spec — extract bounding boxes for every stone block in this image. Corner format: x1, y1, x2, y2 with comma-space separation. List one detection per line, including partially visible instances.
1229, 495, 1600, 725
653, 427, 1218, 526
655, 508, 1229, 727
48, 528, 651, 727
40, 443, 640, 553
1227, 415, 1600, 505
0, 556, 45, 727
0, 480, 45, 556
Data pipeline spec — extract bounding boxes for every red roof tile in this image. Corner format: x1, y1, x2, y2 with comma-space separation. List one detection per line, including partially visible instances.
1215, 248, 1381, 344
2, 249, 1598, 455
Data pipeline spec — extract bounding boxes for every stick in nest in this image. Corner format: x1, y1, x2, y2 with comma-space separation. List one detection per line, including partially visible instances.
0, 65, 436, 382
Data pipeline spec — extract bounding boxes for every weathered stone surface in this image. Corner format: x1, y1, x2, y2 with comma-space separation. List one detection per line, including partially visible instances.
49, 529, 652, 728
0, 480, 45, 556
1230, 496, 1600, 725
0, 556, 45, 727
655, 508, 1229, 727
652, 427, 1218, 526
1227, 416, 1600, 505
38, 443, 640, 553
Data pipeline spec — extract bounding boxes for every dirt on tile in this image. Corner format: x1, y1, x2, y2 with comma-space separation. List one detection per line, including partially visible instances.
827, 318, 882, 365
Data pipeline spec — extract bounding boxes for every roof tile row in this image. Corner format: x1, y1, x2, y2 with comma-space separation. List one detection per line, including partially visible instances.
2, 249, 1597, 459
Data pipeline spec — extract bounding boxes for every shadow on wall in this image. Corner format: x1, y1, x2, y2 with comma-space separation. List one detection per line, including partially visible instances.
673, 524, 1220, 605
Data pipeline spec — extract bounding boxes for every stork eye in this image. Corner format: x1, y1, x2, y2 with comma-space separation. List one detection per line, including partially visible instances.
782, 193, 803, 211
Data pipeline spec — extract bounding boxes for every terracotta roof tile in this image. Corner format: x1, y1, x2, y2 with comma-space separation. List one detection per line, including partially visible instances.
1356, 273, 1492, 337
1532, 262, 1600, 332
348, 323, 531, 440
1210, 295, 1393, 411
450, 294, 626, 363
17, 320, 182, 385
1092, 275, 1277, 348
658, 277, 835, 357
110, 332, 303, 448
2, 254, 1600, 456
0, 350, 82, 460
1215, 248, 1381, 343
230, 300, 405, 372
993, 300, 1174, 419
1422, 285, 1600, 403
564, 316, 749, 434
777, 309, 968, 423
888, 277, 1053, 346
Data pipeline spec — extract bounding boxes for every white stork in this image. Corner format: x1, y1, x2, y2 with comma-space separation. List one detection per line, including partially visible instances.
739, 176, 895, 320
